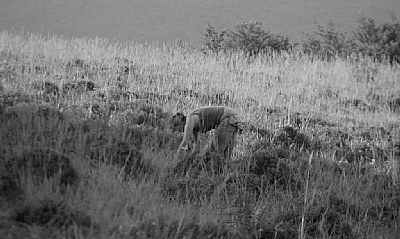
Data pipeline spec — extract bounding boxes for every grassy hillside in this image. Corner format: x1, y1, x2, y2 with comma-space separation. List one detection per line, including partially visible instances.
0, 30, 400, 238
1, 0, 400, 45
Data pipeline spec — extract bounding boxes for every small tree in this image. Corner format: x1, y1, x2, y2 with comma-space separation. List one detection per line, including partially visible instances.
352, 16, 400, 64
301, 21, 350, 60
301, 16, 400, 63
202, 24, 227, 54
202, 21, 291, 56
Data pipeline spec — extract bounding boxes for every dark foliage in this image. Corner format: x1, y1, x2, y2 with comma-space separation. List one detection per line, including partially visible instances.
43, 81, 60, 96
242, 150, 302, 192
0, 102, 63, 125
162, 176, 220, 202
203, 21, 291, 56
274, 196, 356, 239
301, 21, 350, 60
62, 80, 95, 94
0, 92, 32, 107
352, 16, 400, 64
163, 152, 227, 202
341, 98, 373, 112
106, 140, 152, 180
273, 126, 311, 151
388, 97, 400, 112
173, 152, 226, 178
13, 199, 94, 230
66, 58, 86, 69
121, 216, 244, 239
202, 24, 227, 54
290, 112, 337, 128
335, 144, 388, 164
0, 166, 23, 202
7, 149, 79, 191
301, 16, 400, 63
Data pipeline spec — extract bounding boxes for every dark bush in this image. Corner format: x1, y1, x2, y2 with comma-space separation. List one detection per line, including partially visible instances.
202, 92, 231, 106
143, 129, 182, 151
8, 149, 79, 191
243, 123, 272, 138
273, 126, 311, 150
106, 140, 151, 179
352, 16, 400, 64
66, 58, 85, 69
164, 152, 227, 202
202, 24, 227, 54
13, 199, 94, 230
275, 196, 355, 239
388, 97, 400, 112
62, 80, 95, 94
138, 104, 167, 127
0, 92, 31, 107
243, 150, 301, 191
123, 216, 243, 239
173, 152, 226, 178
162, 176, 219, 202
301, 21, 350, 60
43, 81, 59, 96
114, 56, 135, 75
83, 127, 153, 180
301, 16, 400, 63
341, 98, 373, 111
171, 88, 202, 99
0, 165, 23, 202
334, 144, 388, 164
290, 112, 337, 128
203, 21, 291, 56
258, 225, 297, 239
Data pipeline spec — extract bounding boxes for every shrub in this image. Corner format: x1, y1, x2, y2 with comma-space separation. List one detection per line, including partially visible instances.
301, 21, 351, 60
301, 16, 400, 63
13, 199, 94, 230
122, 216, 244, 239
241, 150, 302, 192
0, 167, 23, 202
351, 16, 400, 64
6, 148, 79, 192
202, 24, 227, 54
203, 21, 291, 56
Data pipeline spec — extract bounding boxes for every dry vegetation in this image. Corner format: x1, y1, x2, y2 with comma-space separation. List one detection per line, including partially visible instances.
0, 30, 400, 238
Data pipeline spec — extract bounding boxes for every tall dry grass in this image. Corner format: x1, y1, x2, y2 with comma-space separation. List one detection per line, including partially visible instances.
1, 29, 400, 238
